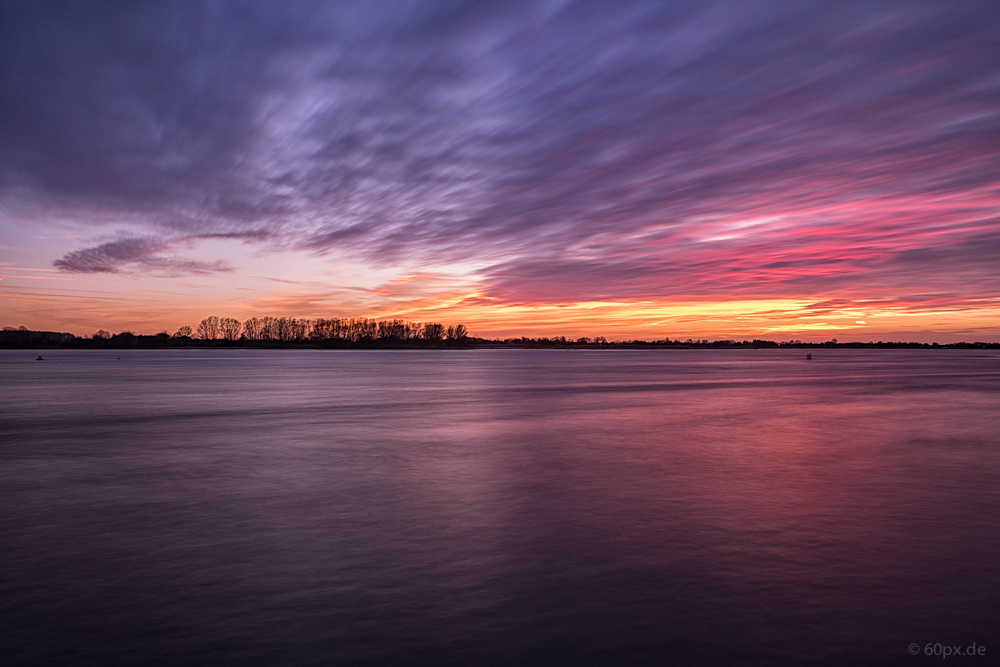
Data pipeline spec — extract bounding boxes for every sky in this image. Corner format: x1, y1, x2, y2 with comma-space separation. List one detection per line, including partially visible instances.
1, 0, 998, 341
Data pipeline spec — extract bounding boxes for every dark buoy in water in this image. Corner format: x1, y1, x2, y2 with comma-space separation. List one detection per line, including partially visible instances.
806, 353, 812, 360
36, 355, 44, 361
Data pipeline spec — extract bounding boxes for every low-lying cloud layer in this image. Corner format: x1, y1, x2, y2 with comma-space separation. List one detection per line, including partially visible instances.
1, 0, 998, 317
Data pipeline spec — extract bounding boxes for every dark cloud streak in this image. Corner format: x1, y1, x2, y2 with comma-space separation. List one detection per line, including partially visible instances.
53, 237, 231, 275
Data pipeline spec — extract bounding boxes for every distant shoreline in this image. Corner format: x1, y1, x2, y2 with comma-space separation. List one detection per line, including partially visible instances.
2, 330, 996, 350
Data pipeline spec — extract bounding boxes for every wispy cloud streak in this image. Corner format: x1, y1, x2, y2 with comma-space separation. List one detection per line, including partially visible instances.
53, 238, 231, 276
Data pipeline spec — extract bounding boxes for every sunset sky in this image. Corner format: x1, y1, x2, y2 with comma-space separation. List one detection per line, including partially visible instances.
1, 1, 998, 341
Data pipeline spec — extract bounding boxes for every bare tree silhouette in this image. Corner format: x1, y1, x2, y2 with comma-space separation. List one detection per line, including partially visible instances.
422, 323, 445, 341
446, 324, 468, 343
197, 316, 221, 340
219, 318, 242, 341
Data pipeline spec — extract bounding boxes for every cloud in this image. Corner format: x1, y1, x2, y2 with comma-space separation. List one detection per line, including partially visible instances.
53, 238, 231, 276
2, 0, 999, 304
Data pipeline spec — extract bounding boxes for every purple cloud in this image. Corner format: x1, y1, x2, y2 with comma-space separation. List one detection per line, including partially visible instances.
1, 0, 998, 303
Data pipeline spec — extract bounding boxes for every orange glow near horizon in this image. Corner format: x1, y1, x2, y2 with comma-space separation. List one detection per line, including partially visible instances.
3, 258, 998, 342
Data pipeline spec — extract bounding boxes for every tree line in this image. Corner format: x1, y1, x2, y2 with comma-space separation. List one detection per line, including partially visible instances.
165, 316, 471, 344
4, 324, 999, 349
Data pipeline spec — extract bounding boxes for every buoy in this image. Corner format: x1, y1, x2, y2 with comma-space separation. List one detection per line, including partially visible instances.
806, 353, 812, 359
36, 355, 44, 361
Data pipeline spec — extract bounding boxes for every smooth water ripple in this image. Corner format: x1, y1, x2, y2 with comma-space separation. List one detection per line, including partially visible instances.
1, 349, 998, 665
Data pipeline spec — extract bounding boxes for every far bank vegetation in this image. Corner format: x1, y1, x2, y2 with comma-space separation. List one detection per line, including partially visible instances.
182, 316, 470, 346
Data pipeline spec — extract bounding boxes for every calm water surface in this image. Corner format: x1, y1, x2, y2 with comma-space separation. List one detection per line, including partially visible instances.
1, 349, 998, 665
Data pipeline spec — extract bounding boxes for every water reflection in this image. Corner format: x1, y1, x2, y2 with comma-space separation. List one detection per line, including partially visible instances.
1, 349, 998, 665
